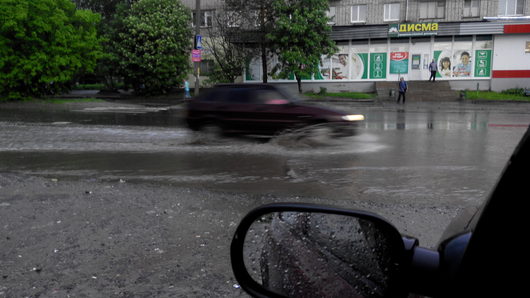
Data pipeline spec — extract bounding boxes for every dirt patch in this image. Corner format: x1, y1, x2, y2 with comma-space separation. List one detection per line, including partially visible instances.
0, 173, 251, 297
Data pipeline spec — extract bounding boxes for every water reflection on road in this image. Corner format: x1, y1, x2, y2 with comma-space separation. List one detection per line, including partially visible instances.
1, 102, 529, 246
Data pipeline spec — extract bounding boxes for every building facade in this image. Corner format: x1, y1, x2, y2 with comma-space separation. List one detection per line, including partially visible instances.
183, 0, 530, 92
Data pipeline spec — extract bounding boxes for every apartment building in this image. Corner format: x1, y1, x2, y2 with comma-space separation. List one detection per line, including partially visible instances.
183, 0, 530, 91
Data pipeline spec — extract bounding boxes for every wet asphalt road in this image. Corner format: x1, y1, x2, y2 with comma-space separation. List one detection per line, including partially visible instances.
1, 99, 529, 297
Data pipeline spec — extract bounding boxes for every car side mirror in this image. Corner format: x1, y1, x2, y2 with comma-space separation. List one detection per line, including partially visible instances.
230, 203, 411, 298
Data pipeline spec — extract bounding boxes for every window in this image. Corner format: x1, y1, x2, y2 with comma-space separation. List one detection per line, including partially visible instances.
192, 10, 214, 28
384, 3, 400, 21
419, 0, 445, 19
464, 0, 480, 17
326, 7, 336, 24
351, 5, 367, 23
526, 41, 530, 54
498, 0, 525, 16
199, 59, 215, 76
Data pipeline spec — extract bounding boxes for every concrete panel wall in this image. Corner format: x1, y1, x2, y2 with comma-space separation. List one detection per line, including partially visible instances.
493, 34, 530, 71
491, 78, 530, 91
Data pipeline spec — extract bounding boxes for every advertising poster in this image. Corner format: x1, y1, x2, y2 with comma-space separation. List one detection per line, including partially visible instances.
453, 50, 472, 77
318, 57, 331, 80
351, 53, 368, 79
390, 52, 409, 74
369, 53, 387, 79
332, 54, 349, 79
474, 50, 491, 77
245, 57, 261, 81
434, 50, 453, 78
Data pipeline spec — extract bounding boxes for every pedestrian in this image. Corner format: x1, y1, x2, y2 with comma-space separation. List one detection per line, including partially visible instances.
428, 59, 438, 82
184, 79, 191, 99
397, 77, 407, 104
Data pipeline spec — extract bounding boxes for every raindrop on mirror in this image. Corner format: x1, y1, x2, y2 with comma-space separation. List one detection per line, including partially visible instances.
243, 212, 401, 298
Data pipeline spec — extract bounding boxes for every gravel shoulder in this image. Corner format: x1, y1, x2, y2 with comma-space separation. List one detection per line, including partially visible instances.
0, 173, 251, 297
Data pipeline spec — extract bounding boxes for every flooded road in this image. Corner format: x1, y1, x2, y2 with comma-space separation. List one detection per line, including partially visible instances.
1, 100, 529, 297
1, 102, 528, 207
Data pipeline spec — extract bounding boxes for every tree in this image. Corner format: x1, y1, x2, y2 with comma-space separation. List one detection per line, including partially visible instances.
225, 0, 277, 83
71, 1, 137, 91
72, 0, 135, 20
203, 7, 256, 84
0, 0, 103, 99
267, 0, 337, 93
113, 0, 192, 95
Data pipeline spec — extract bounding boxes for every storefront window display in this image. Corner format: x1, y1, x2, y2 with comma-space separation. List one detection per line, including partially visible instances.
351, 42, 369, 80
370, 39, 388, 79
244, 35, 492, 82
390, 38, 409, 76
453, 41, 473, 77
319, 45, 349, 80
434, 38, 453, 78
474, 36, 493, 77
332, 52, 349, 79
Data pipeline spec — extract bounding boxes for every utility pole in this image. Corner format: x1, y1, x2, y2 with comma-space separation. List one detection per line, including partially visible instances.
194, 0, 201, 96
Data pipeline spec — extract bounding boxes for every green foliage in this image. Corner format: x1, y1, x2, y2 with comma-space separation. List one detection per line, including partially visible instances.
0, 0, 103, 99
465, 90, 530, 101
267, 0, 337, 92
72, 0, 134, 20
113, 0, 192, 95
501, 88, 525, 96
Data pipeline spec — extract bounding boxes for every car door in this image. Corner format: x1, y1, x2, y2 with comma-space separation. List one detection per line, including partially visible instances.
246, 89, 302, 133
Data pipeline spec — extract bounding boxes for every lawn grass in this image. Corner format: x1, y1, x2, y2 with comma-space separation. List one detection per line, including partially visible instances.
465, 91, 530, 102
304, 91, 375, 99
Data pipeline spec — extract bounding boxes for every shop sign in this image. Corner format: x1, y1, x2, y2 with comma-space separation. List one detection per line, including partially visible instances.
191, 49, 201, 62
390, 52, 409, 74
389, 23, 439, 37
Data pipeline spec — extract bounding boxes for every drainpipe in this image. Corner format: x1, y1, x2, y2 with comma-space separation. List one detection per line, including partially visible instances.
405, 0, 409, 22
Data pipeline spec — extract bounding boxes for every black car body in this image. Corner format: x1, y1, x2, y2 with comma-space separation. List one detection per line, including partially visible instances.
185, 84, 364, 136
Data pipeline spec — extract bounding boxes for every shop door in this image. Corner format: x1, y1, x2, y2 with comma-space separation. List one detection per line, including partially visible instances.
409, 42, 431, 81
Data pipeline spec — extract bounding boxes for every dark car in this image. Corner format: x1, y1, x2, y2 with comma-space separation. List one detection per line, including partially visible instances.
185, 84, 364, 136
231, 127, 530, 297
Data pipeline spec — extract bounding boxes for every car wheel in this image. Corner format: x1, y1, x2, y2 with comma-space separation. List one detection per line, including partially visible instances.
200, 122, 224, 138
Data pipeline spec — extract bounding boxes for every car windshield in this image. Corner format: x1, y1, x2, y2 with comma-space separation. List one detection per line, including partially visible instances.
1, 1, 530, 297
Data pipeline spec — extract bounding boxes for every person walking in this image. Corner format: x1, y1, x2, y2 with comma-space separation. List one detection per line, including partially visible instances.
184, 79, 191, 99
428, 59, 438, 82
397, 77, 407, 104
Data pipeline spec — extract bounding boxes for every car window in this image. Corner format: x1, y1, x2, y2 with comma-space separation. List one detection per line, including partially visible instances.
196, 89, 227, 102
253, 90, 289, 105
223, 89, 251, 103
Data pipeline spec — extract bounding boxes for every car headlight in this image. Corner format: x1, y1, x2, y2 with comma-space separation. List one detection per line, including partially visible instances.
341, 114, 365, 121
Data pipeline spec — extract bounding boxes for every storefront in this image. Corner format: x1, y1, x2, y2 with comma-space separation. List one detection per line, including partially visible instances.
244, 21, 530, 92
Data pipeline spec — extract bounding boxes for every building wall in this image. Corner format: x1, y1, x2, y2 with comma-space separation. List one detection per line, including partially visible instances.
328, 0, 511, 26
491, 34, 530, 91
492, 34, 530, 71
183, 1, 530, 91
